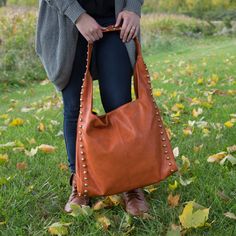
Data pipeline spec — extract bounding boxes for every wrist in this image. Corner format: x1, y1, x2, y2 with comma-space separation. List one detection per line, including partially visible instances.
75, 12, 87, 25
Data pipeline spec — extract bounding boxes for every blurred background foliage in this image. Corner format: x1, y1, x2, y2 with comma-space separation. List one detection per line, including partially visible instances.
0, 0, 236, 90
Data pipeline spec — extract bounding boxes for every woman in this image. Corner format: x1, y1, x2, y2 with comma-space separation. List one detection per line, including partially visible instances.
35, 0, 149, 217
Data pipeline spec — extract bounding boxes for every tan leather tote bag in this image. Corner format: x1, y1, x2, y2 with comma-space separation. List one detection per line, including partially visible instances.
75, 25, 178, 197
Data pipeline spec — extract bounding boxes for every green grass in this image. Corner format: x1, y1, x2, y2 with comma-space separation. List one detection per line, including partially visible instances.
0, 35, 236, 235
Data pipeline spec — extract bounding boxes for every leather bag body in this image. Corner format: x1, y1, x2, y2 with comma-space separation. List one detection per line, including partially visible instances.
75, 25, 179, 197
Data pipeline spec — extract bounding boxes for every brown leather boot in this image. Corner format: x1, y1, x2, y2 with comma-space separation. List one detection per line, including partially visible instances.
64, 173, 91, 213
121, 188, 150, 216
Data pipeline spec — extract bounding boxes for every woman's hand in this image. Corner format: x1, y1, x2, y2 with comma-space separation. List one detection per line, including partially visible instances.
115, 10, 140, 43
75, 13, 106, 43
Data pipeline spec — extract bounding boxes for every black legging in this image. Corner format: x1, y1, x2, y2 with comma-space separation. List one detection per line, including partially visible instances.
61, 15, 133, 173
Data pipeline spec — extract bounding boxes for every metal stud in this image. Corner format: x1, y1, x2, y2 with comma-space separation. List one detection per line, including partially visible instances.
164, 150, 168, 154
160, 131, 164, 135
158, 118, 161, 122
84, 177, 88, 180
79, 118, 83, 122
82, 164, 86, 168
79, 131, 82, 135
166, 156, 170, 160
84, 189, 88, 193
83, 170, 87, 174
83, 194, 87, 197
80, 104, 83, 108
170, 169, 174, 172
159, 125, 162, 128
156, 111, 159, 115
79, 137, 82, 141
84, 183, 88, 187
162, 137, 166, 141
80, 151, 84, 154
80, 111, 83, 114
163, 144, 167, 147
80, 144, 83, 148
168, 162, 172, 166
81, 157, 85, 161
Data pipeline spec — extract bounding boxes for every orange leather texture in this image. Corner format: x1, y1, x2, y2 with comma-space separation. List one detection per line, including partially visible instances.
75, 25, 179, 197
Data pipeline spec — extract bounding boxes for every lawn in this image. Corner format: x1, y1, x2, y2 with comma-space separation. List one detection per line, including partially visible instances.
0, 33, 236, 235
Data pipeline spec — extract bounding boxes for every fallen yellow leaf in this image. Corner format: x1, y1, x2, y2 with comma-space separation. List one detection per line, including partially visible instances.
168, 180, 178, 190
224, 121, 234, 128
48, 222, 72, 235
38, 122, 45, 132
179, 200, 210, 229
9, 118, 24, 127
96, 215, 111, 230
0, 154, 9, 164
207, 152, 227, 163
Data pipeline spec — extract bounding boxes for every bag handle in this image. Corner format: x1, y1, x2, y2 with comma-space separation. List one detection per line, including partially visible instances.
86, 25, 142, 70
82, 24, 146, 116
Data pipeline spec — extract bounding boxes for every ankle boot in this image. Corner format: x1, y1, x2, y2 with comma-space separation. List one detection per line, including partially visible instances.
64, 173, 91, 213
122, 188, 150, 216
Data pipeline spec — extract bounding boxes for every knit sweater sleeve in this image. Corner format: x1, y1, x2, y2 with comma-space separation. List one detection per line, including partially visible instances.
123, 0, 144, 18
43, 0, 87, 24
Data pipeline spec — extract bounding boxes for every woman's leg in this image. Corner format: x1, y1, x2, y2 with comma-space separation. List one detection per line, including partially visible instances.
61, 31, 88, 174
61, 15, 134, 173
95, 32, 133, 112
93, 17, 134, 113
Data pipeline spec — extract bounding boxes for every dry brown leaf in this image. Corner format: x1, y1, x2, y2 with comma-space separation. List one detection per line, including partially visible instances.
167, 193, 180, 207
38, 144, 56, 153
58, 163, 68, 171
16, 162, 28, 170
217, 191, 231, 202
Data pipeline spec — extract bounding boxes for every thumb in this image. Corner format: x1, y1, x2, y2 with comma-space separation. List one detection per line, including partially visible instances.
115, 13, 122, 27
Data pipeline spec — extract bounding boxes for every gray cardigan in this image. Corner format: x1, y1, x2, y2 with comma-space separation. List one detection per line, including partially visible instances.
35, 0, 144, 92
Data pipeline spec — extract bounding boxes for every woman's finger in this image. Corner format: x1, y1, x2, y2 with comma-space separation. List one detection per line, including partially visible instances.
132, 25, 139, 39
120, 17, 129, 40
88, 30, 96, 42
96, 28, 103, 39
115, 12, 123, 27
126, 25, 136, 42
122, 21, 132, 42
